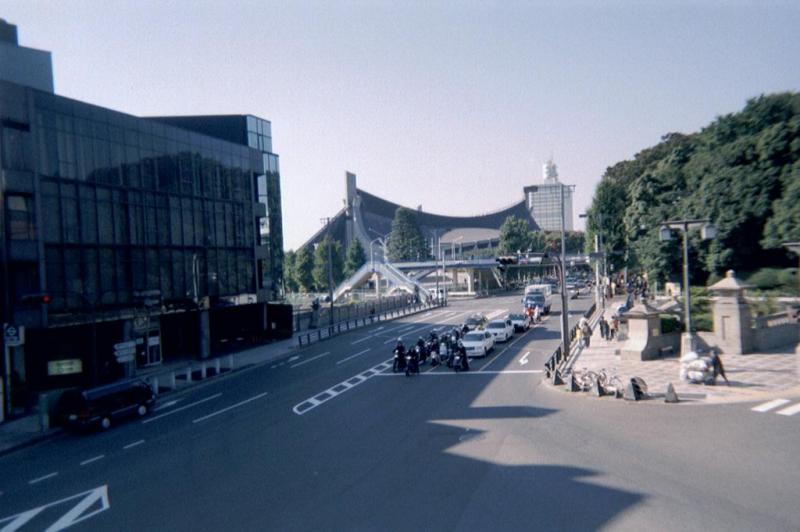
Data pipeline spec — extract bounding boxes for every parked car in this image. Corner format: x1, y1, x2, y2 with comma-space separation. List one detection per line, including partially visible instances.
461, 330, 495, 357
463, 313, 487, 331
508, 313, 531, 332
57, 379, 156, 431
486, 319, 514, 342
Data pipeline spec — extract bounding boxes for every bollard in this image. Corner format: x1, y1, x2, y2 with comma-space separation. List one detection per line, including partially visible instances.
151, 377, 159, 395
167, 372, 176, 390
39, 393, 50, 432
214, 358, 221, 375
200, 362, 207, 379
665, 383, 679, 403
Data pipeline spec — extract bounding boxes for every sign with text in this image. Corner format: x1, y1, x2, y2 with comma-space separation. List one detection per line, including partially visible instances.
3, 323, 25, 347
47, 359, 83, 376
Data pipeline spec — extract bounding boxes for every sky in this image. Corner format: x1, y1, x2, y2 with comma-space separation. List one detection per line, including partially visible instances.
4, 0, 800, 250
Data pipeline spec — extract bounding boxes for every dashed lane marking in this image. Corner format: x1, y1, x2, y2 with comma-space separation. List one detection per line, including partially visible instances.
289, 352, 330, 368
776, 402, 800, 416
79, 455, 105, 466
336, 348, 371, 365
351, 335, 374, 345
293, 360, 393, 415
752, 399, 791, 412
28, 472, 58, 485
288, 355, 300, 362
123, 439, 145, 450
143, 393, 223, 424
192, 392, 268, 423
375, 370, 544, 376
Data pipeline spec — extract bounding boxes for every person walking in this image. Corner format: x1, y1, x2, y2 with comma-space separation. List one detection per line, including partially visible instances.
609, 315, 619, 340
599, 316, 609, 340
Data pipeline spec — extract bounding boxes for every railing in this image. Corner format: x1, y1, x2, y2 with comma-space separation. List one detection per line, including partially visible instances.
543, 302, 597, 379
296, 300, 443, 348
754, 311, 795, 328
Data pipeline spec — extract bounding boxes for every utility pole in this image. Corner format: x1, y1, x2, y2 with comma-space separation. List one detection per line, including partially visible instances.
321, 218, 334, 327
559, 184, 570, 359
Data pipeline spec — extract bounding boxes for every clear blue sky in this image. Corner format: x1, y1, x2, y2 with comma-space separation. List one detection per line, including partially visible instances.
5, 1, 799, 250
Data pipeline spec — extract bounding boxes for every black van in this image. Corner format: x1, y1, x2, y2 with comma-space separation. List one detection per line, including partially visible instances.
57, 379, 156, 431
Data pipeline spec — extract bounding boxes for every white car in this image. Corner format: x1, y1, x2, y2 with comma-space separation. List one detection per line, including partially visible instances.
485, 319, 514, 342
461, 331, 495, 358
507, 313, 531, 332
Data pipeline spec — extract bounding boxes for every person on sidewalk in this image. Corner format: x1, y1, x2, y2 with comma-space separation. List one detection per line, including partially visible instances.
599, 316, 609, 340
609, 315, 619, 340
710, 352, 730, 385
581, 321, 592, 348
576, 327, 585, 349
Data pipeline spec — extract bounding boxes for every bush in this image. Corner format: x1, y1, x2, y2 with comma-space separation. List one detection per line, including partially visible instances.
693, 312, 713, 332
746, 268, 795, 290
660, 314, 681, 334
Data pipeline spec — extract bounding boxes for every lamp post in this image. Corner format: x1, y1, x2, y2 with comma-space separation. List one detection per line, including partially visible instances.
321, 218, 335, 327
658, 218, 716, 355
579, 211, 605, 310
530, 183, 574, 358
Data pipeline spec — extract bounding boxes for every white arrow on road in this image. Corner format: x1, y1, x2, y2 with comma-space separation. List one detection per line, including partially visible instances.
519, 351, 530, 365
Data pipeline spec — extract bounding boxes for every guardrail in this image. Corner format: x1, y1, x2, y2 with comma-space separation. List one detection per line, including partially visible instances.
143, 354, 236, 395
543, 302, 597, 381
296, 300, 443, 348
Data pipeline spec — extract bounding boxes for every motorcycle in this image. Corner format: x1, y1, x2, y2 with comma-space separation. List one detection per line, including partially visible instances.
392, 348, 407, 373
405, 350, 419, 376
426, 339, 441, 366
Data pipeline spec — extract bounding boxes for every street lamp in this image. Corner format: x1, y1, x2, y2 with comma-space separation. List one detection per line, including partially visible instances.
579, 211, 606, 310
658, 218, 716, 355
529, 183, 575, 358
321, 218, 335, 327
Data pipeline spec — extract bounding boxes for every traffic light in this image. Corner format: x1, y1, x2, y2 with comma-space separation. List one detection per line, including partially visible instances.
496, 256, 518, 272
21, 292, 51, 305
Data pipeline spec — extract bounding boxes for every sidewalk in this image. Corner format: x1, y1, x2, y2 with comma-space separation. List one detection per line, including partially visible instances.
569, 301, 800, 404
0, 303, 440, 456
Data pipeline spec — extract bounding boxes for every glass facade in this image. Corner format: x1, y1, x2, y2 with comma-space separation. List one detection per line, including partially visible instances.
527, 183, 574, 232
0, 82, 271, 314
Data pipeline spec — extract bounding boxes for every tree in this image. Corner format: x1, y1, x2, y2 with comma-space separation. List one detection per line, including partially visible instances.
387, 207, 430, 262
283, 250, 299, 293
499, 216, 531, 254
344, 239, 367, 278
294, 246, 315, 293
313, 236, 344, 291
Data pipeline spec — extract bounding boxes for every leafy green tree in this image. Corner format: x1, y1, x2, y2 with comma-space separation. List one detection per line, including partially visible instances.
499, 216, 531, 254
387, 207, 430, 262
344, 239, 367, 277
313, 236, 344, 291
294, 246, 315, 293
283, 250, 299, 293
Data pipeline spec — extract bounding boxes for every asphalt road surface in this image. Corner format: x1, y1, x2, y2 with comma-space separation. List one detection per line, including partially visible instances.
1, 292, 798, 531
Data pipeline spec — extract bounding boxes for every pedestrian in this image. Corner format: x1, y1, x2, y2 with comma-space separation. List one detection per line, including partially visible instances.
581, 322, 592, 348
709, 352, 730, 386
576, 327, 585, 349
609, 315, 619, 340
599, 316, 609, 340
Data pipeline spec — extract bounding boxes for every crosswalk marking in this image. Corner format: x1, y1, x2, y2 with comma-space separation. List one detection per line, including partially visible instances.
752, 399, 791, 412
775, 402, 800, 416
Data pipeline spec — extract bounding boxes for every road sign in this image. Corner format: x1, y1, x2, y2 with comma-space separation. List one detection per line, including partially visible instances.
3, 323, 25, 347
114, 341, 137, 363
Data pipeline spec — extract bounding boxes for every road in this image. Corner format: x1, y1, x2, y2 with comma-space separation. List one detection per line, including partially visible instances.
1, 292, 798, 531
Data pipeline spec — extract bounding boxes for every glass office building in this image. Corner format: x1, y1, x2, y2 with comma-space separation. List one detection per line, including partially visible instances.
524, 159, 574, 232
0, 24, 287, 414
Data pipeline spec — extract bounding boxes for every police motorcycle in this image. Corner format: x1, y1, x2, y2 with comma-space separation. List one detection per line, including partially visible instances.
414, 337, 429, 365
452, 340, 470, 373
446, 329, 461, 368
405, 345, 420, 376
427, 332, 442, 367
392, 338, 407, 373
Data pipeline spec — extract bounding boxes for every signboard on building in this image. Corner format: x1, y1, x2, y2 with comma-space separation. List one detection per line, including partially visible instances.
47, 359, 83, 376
113, 341, 137, 364
3, 324, 25, 347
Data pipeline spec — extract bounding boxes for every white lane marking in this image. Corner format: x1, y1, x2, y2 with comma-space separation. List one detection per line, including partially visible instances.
478, 331, 529, 371
485, 309, 507, 320
775, 402, 800, 416
123, 439, 145, 450
290, 352, 330, 368
28, 472, 58, 485
383, 311, 470, 344
1, 485, 110, 532
79, 455, 105, 466
143, 393, 223, 424
375, 370, 543, 376
192, 392, 268, 423
752, 399, 791, 412
351, 335, 374, 345
153, 399, 180, 412
519, 352, 530, 365
288, 355, 300, 362
293, 360, 393, 415
374, 326, 385, 332
336, 348, 371, 365
43, 484, 110, 532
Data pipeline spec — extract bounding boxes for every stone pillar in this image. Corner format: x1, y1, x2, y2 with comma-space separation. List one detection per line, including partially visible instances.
466, 271, 473, 293
199, 309, 211, 360
620, 301, 663, 361
707, 270, 753, 354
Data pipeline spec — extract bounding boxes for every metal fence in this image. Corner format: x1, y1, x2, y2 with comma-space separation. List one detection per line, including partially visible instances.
543, 302, 596, 379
